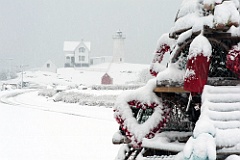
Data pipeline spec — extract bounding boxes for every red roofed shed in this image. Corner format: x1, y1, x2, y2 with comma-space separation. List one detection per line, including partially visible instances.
101, 73, 113, 85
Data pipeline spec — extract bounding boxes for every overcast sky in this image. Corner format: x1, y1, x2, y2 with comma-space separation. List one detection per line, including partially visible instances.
0, 0, 182, 70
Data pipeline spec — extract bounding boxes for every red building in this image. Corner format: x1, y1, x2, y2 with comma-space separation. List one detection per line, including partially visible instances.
101, 73, 113, 85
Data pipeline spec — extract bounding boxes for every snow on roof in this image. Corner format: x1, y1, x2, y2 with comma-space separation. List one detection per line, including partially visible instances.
65, 53, 74, 57
44, 59, 55, 65
63, 41, 79, 51
63, 41, 91, 51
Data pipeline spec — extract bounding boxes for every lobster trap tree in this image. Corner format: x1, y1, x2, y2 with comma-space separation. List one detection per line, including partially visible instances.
113, 0, 240, 159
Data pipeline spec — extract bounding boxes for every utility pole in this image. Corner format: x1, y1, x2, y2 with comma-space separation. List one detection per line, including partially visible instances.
20, 65, 28, 89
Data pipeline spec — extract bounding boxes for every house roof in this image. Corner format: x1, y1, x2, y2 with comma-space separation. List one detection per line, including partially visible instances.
63, 41, 91, 51
102, 73, 112, 78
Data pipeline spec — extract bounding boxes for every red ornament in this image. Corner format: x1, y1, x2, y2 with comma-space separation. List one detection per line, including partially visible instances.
226, 45, 240, 78
150, 44, 171, 77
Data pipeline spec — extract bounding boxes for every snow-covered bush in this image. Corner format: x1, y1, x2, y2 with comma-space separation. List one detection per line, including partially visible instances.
38, 89, 57, 97
67, 84, 80, 90
54, 92, 83, 103
54, 91, 118, 107
91, 84, 144, 90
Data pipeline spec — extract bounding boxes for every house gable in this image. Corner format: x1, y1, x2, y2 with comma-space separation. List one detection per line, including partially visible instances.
41, 60, 57, 73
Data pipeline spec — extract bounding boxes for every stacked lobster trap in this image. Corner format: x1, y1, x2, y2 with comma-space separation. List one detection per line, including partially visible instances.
112, 1, 240, 160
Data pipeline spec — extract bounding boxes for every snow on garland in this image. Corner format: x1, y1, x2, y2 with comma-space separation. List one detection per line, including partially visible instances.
150, 34, 176, 77
114, 100, 170, 148
227, 42, 240, 78
113, 79, 171, 148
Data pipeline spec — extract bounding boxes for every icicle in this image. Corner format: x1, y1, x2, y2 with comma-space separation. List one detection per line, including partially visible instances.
186, 93, 192, 112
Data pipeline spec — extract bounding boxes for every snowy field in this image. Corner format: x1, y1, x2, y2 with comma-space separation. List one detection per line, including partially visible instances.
0, 90, 121, 160
0, 63, 150, 160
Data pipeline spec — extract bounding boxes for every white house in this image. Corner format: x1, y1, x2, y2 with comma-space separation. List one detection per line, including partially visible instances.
41, 60, 57, 73
63, 40, 91, 67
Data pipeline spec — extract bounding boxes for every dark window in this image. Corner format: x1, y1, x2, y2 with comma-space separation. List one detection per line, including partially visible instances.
79, 47, 85, 53
47, 63, 50, 68
71, 57, 75, 63
79, 56, 85, 61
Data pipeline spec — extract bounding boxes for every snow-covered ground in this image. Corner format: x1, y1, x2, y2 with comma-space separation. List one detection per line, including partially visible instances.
0, 63, 149, 160
0, 90, 120, 160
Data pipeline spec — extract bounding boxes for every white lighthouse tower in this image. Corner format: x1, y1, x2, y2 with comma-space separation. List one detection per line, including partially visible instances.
112, 30, 126, 63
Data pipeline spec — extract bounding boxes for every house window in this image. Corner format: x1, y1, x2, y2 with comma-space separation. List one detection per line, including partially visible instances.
79, 47, 85, 53
66, 56, 70, 59
71, 57, 75, 63
47, 63, 50, 68
79, 56, 85, 61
